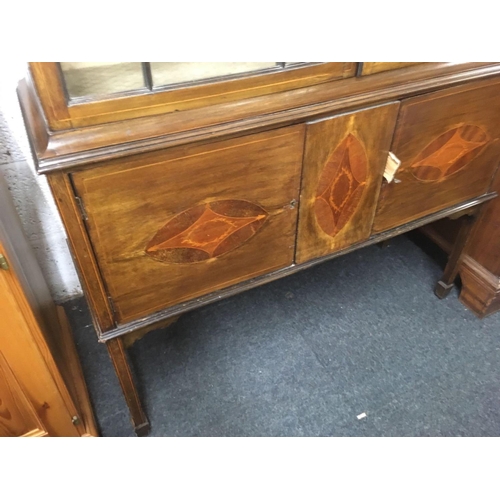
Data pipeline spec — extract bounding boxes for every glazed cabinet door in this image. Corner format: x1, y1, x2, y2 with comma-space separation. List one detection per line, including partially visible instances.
71, 126, 305, 325
295, 103, 400, 263
373, 78, 500, 233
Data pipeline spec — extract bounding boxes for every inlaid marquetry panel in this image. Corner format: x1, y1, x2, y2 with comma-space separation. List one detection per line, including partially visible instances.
145, 200, 268, 263
296, 103, 400, 264
72, 126, 305, 324
374, 78, 500, 233
410, 125, 489, 182
314, 133, 368, 238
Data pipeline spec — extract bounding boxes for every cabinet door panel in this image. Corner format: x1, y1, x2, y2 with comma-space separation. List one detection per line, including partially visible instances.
72, 126, 305, 324
296, 103, 400, 263
373, 78, 500, 233
0, 351, 47, 437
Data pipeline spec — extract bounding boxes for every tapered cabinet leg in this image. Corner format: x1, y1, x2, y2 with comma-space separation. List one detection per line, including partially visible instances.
434, 280, 455, 299
434, 208, 481, 299
106, 337, 150, 436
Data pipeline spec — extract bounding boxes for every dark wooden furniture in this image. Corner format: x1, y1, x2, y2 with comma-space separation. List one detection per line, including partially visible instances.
18, 62, 500, 435
0, 172, 98, 437
422, 161, 500, 317
459, 169, 500, 316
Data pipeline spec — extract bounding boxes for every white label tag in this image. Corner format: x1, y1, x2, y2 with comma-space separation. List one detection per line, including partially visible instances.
383, 152, 402, 183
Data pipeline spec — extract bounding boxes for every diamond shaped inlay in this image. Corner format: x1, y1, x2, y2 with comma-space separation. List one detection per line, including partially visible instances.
411, 124, 489, 182
145, 200, 268, 263
314, 133, 368, 238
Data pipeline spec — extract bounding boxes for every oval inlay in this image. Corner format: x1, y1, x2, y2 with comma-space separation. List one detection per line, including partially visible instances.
314, 133, 368, 237
145, 200, 268, 263
411, 124, 489, 182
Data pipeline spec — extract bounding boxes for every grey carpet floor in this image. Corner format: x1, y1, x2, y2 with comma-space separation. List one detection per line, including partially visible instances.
65, 233, 500, 437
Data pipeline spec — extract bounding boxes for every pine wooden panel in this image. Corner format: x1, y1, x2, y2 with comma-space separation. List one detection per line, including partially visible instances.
0, 170, 98, 437
0, 255, 80, 437
0, 351, 47, 437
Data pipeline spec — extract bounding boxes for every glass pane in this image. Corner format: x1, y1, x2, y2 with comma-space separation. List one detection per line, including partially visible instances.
150, 62, 278, 88
60, 62, 146, 99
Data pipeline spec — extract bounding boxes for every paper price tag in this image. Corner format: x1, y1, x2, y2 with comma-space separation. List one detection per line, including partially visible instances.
383, 152, 402, 183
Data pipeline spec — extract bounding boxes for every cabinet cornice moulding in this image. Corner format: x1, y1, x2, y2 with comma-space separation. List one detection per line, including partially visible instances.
18, 63, 500, 174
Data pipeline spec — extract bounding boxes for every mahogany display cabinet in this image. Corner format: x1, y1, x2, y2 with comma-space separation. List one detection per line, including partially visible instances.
18, 62, 500, 435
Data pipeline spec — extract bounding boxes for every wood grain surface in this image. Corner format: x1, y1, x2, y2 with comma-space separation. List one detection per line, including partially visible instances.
360, 62, 423, 76
0, 172, 98, 436
20, 64, 499, 173
72, 126, 305, 324
30, 62, 355, 129
296, 103, 399, 263
0, 351, 47, 437
373, 77, 500, 233
48, 173, 115, 332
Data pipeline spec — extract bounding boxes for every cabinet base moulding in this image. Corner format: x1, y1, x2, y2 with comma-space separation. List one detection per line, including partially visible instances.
420, 224, 500, 318
459, 256, 500, 318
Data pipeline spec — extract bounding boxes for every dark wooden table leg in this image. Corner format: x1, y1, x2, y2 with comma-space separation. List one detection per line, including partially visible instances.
435, 207, 482, 299
106, 337, 150, 436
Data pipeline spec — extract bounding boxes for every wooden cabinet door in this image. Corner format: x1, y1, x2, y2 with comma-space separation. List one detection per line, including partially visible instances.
0, 351, 47, 437
72, 126, 305, 324
373, 78, 500, 233
295, 103, 400, 264
0, 253, 81, 437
